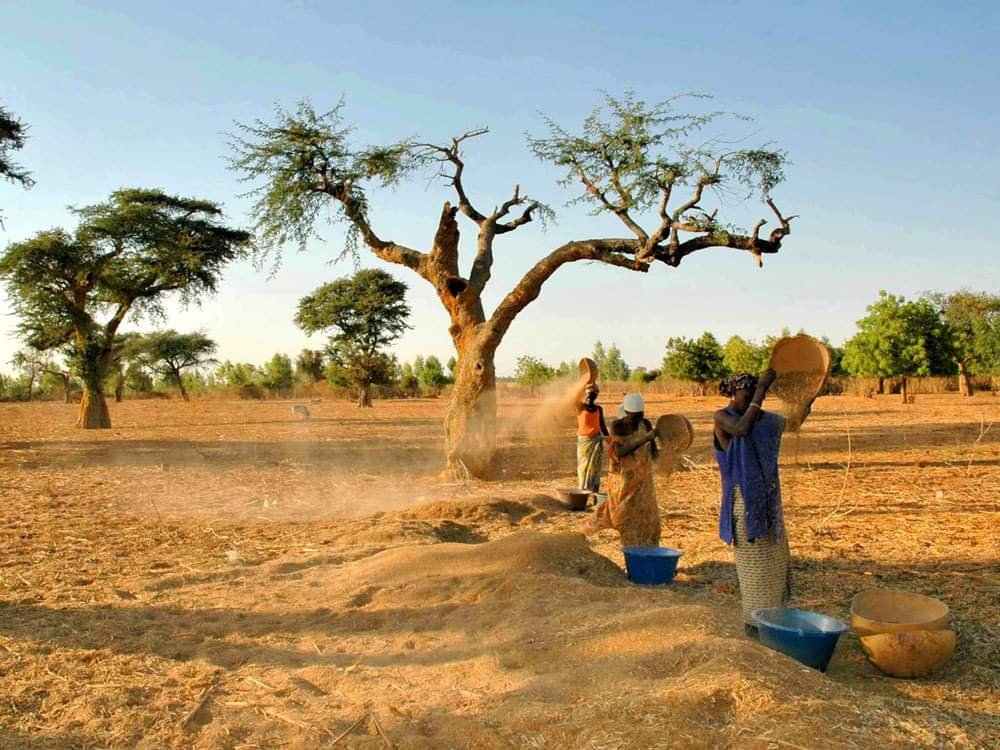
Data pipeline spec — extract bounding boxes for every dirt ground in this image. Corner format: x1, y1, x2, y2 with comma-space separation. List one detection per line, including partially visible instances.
1, 393, 998, 749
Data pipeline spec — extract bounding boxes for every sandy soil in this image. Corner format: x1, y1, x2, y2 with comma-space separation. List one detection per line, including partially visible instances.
1, 394, 998, 749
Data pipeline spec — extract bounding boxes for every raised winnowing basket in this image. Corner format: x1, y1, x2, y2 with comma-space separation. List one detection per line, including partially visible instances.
768, 334, 831, 431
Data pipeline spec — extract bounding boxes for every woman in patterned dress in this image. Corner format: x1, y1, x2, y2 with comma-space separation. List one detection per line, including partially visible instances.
713, 369, 795, 638
586, 393, 661, 546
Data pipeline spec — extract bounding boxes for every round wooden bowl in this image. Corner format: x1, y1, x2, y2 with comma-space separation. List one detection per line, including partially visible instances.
860, 629, 956, 678
578, 357, 598, 386
850, 589, 950, 637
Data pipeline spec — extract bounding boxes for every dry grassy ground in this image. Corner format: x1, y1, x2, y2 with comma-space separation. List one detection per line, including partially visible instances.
0, 394, 998, 749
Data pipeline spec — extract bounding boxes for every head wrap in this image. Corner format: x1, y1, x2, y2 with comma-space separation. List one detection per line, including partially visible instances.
623, 393, 645, 414
720, 372, 759, 397
617, 404, 626, 419
584, 383, 599, 397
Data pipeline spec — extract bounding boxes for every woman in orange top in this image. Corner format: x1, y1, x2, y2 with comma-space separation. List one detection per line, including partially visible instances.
576, 384, 609, 494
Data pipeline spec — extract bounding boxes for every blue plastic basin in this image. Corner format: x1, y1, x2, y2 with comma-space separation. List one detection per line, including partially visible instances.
752, 607, 849, 672
622, 546, 682, 585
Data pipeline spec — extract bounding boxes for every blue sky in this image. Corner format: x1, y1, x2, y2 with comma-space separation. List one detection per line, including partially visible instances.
2, 0, 998, 375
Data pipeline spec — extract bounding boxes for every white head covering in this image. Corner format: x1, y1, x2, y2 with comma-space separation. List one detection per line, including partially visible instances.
623, 393, 645, 414
616, 404, 626, 419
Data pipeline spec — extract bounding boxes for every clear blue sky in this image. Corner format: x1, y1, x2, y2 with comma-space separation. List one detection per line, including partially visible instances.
2, 0, 998, 375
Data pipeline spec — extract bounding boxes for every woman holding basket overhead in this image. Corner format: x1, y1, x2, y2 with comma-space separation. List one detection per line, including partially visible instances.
713, 369, 792, 637
586, 393, 660, 546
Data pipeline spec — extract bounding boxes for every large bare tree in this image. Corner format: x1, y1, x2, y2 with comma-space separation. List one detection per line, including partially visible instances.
230, 92, 796, 477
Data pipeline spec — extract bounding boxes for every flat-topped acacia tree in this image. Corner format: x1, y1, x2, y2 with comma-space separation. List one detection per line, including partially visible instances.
0, 189, 250, 427
230, 92, 796, 477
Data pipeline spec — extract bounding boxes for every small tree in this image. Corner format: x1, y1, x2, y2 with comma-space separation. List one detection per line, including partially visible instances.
295, 349, 326, 383
928, 291, 1000, 396
842, 291, 954, 402
593, 340, 630, 381
661, 332, 728, 394
295, 268, 410, 407
420, 355, 449, 393
399, 362, 419, 393
514, 355, 555, 387
231, 92, 795, 477
722, 335, 769, 375
260, 353, 294, 393
133, 330, 217, 401
10, 349, 45, 401
216, 360, 259, 387
0, 189, 249, 427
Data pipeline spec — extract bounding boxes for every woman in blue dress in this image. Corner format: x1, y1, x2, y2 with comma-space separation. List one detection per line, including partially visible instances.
713, 370, 794, 637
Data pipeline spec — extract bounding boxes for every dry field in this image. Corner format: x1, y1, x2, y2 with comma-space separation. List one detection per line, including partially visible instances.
0, 393, 998, 749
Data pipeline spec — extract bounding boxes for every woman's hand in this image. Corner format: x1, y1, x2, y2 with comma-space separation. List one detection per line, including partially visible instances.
760, 368, 777, 390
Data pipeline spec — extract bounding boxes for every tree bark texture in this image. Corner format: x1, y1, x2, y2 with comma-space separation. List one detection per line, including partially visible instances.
358, 383, 372, 408
958, 361, 974, 397
77, 354, 112, 429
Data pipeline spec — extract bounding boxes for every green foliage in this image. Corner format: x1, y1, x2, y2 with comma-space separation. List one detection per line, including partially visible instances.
842, 291, 955, 379
1, 103, 33, 227
592, 340, 630, 381
722, 335, 769, 375
630, 367, 660, 383
446, 356, 457, 378
229, 100, 421, 263
295, 349, 326, 383
514, 355, 555, 387
928, 291, 1000, 375
661, 332, 728, 384
399, 362, 419, 391
130, 330, 217, 397
216, 360, 259, 387
554, 361, 575, 379
0, 188, 249, 417
420, 355, 448, 389
527, 91, 787, 221
296, 268, 410, 399
260, 353, 295, 391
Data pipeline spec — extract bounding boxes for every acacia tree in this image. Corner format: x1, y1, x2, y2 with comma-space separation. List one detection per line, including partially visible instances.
662, 332, 729, 394
230, 93, 795, 476
0, 189, 250, 427
842, 291, 954, 402
12, 347, 78, 403
1, 104, 33, 226
295, 268, 409, 407
928, 291, 1000, 396
132, 330, 217, 401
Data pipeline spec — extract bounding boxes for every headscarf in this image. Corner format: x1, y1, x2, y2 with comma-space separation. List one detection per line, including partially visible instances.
623, 393, 645, 413
720, 372, 758, 397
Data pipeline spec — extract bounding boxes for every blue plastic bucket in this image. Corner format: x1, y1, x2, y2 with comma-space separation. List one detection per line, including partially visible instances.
752, 607, 849, 672
622, 546, 682, 585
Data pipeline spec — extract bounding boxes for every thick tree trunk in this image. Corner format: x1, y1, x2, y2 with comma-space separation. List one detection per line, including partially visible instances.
900, 376, 909, 404
62, 375, 72, 404
77, 354, 112, 429
958, 361, 974, 397
358, 383, 372, 408
78, 383, 111, 428
445, 343, 497, 478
